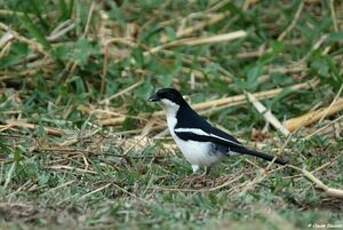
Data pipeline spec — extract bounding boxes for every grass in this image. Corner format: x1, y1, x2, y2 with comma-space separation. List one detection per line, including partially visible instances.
0, 0, 343, 229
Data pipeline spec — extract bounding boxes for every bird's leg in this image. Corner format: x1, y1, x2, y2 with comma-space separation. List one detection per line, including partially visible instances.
191, 165, 199, 174
191, 165, 211, 177
184, 165, 211, 187
183, 165, 201, 187
201, 166, 211, 177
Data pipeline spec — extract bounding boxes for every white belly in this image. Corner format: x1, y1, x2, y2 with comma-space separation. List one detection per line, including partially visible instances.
173, 137, 222, 166
166, 113, 222, 167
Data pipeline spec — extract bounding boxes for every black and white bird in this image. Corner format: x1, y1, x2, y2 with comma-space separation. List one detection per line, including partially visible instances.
149, 88, 287, 174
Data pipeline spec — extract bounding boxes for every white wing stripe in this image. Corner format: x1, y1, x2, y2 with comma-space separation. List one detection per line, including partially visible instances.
174, 128, 208, 136
174, 128, 242, 146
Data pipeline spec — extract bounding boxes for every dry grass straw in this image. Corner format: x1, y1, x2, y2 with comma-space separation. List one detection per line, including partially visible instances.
191, 80, 317, 111
147, 30, 247, 54
288, 165, 343, 199
284, 98, 343, 132
45, 165, 97, 174
0, 31, 14, 49
277, 1, 304, 41
161, 12, 230, 42
246, 92, 290, 136
0, 22, 47, 55
99, 79, 144, 105
305, 115, 343, 139
4, 120, 65, 136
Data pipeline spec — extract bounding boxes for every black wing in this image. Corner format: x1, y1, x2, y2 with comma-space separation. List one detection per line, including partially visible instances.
175, 105, 241, 145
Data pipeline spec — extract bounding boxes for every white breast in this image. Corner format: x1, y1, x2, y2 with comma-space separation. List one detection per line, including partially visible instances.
164, 105, 222, 167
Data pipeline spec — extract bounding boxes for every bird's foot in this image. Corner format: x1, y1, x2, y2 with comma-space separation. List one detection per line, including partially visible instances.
180, 166, 213, 188
182, 174, 207, 188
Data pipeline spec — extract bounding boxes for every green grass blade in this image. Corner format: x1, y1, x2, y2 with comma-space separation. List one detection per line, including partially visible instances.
58, 0, 68, 20
18, 13, 51, 50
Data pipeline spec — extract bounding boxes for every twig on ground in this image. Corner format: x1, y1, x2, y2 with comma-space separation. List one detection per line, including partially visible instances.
301, 34, 328, 62
43, 180, 75, 195
112, 182, 149, 204
239, 166, 287, 194
99, 79, 144, 104
147, 30, 247, 55
318, 83, 343, 124
47, 20, 76, 42
284, 98, 343, 132
242, 0, 259, 11
82, 0, 96, 37
4, 120, 65, 136
122, 134, 150, 156
173, 13, 230, 41
288, 165, 343, 199
0, 31, 14, 48
192, 80, 318, 112
238, 133, 292, 194
58, 128, 101, 147
283, 155, 339, 180
38, 148, 95, 154
277, 1, 304, 41
0, 22, 49, 56
3, 162, 16, 189
246, 92, 290, 136
329, 0, 338, 32
78, 183, 112, 200
207, 174, 244, 192
46, 165, 97, 174
305, 115, 343, 139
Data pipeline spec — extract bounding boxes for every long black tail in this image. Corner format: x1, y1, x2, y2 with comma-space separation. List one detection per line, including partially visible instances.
231, 145, 288, 165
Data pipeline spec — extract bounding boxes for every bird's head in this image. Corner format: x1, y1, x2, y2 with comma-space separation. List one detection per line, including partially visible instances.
148, 88, 186, 110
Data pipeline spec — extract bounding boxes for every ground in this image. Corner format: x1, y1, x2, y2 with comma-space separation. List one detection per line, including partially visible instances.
0, 0, 343, 229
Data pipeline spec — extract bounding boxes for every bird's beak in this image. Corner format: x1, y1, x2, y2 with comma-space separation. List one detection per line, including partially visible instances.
148, 93, 160, 102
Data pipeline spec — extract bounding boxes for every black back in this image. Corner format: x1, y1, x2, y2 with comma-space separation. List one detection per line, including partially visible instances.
175, 103, 241, 145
